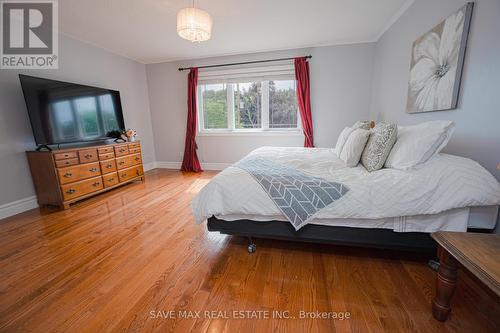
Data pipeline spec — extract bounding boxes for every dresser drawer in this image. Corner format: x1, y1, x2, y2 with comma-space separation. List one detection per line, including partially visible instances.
55, 158, 79, 168
129, 147, 141, 154
57, 162, 101, 184
118, 165, 143, 182
78, 149, 99, 163
130, 153, 142, 166
100, 159, 117, 174
99, 152, 115, 160
128, 142, 140, 149
116, 154, 142, 170
114, 145, 129, 157
60, 176, 103, 201
54, 151, 78, 160
102, 172, 119, 188
98, 146, 114, 154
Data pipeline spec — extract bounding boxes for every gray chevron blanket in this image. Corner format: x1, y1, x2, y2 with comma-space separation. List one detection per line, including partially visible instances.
234, 156, 349, 230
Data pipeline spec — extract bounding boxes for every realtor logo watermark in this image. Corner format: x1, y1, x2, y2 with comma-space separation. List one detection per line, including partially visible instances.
1, 0, 58, 69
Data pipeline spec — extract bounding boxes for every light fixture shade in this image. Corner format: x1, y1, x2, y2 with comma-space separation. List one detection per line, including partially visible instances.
177, 7, 212, 42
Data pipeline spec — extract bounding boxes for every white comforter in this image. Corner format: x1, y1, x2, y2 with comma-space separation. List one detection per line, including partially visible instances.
192, 147, 500, 230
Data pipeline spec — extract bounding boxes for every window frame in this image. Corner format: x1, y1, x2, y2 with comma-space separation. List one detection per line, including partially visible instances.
196, 66, 302, 136
197, 82, 230, 131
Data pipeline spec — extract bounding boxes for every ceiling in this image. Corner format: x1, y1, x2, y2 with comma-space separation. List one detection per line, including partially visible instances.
59, 0, 413, 64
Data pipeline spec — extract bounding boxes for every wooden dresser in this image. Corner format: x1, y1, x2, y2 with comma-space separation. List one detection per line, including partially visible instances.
26, 141, 144, 209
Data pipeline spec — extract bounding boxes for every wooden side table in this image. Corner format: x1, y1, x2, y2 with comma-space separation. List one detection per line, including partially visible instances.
431, 231, 500, 321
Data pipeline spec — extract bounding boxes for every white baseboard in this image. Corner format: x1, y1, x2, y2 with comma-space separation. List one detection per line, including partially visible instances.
201, 162, 232, 170
143, 161, 157, 171
0, 196, 39, 220
154, 161, 230, 171
155, 161, 181, 169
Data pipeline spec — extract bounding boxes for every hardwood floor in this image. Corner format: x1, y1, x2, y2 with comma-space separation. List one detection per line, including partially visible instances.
0, 169, 498, 332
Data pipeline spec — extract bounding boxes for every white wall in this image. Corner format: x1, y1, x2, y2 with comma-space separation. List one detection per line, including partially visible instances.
370, 0, 500, 180
146, 43, 375, 166
0, 34, 156, 207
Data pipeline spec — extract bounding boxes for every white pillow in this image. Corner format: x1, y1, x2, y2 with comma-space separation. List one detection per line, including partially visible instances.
335, 126, 354, 156
339, 128, 370, 167
385, 120, 455, 169
352, 120, 371, 130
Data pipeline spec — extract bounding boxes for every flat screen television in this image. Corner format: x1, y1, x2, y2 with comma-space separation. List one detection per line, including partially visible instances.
19, 74, 125, 147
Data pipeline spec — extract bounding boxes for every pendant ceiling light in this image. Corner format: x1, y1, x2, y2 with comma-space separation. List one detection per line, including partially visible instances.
177, 1, 212, 42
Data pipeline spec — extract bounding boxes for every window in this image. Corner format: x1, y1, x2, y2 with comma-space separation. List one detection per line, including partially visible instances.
201, 83, 227, 129
233, 82, 262, 129
197, 68, 300, 133
269, 80, 298, 129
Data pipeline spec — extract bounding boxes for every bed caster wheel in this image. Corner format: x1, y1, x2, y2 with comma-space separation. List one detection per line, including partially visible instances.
248, 243, 256, 253
428, 259, 440, 271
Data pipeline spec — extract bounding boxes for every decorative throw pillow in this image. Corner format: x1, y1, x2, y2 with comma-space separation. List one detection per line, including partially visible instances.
339, 128, 370, 167
352, 120, 371, 130
361, 123, 398, 172
334, 126, 354, 156
385, 121, 455, 169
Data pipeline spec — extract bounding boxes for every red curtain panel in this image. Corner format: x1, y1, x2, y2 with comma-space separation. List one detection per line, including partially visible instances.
294, 57, 314, 147
181, 68, 203, 172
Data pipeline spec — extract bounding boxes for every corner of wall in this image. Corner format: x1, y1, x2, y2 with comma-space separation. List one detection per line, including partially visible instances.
368, 0, 415, 122
141, 64, 157, 164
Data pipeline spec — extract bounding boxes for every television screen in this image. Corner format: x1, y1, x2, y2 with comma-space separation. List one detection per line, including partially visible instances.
19, 74, 125, 146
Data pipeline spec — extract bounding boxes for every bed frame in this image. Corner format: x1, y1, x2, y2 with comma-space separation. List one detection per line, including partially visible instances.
207, 216, 438, 254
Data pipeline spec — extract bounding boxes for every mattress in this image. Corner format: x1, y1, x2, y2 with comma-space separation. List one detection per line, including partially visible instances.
215, 206, 498, 233
193, 147, 500, 232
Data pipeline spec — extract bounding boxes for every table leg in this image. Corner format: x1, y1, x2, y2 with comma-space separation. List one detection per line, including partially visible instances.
432, 246, 459, 321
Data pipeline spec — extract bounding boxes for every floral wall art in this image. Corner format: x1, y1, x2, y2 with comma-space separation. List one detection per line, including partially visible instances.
406, 2, 473, 113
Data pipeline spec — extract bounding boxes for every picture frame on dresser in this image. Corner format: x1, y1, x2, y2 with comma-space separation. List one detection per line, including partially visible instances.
26, 141, 144, 210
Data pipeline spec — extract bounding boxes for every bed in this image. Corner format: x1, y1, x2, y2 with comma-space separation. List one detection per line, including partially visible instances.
192, 147, 500, 252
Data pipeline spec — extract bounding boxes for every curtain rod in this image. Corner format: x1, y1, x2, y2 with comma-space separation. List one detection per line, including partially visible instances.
178, 55, 312, 71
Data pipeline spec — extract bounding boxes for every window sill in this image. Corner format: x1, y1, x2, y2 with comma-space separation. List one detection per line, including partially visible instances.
197, 130, 303, 137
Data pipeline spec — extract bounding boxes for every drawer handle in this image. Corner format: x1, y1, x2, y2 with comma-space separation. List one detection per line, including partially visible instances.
135, 157, 140, 161
122, 173, 127, 177
120, 149, 126, 152
65, 161, 70, 165
119, 161, 125, 165
106, 164, 113, 168
64, 154, 70, 157
108, 178, 115, 182
64, 172, 73, 177
66, 189, 76, 194
92, 182, 101, 187
85, 154, 93, 159
90, 167, 98, 172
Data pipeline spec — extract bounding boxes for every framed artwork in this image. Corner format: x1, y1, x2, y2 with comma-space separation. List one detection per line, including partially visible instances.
406, 2, 473, 113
